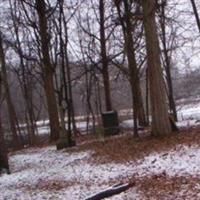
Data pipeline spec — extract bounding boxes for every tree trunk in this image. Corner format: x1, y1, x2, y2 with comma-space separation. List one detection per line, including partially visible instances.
36, 0, 60, 141
25, 82, 37, 145
9, 2, 37, 145
0, 70, 9, 173
114, 0, 147, 136
0, 34, 21, 148
160, 3, 177, 121
99, 0, 112, 111
141, 0, 172, 136
146, 67, 150, 125
123, 0, 147, 128
190, 0, 200, 34
60, 1, 79, 136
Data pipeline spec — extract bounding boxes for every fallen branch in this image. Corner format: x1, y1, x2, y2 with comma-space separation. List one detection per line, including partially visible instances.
85, 182, 135, 200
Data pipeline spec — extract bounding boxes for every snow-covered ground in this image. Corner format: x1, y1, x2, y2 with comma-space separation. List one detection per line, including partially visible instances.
177, 99, 200, 121
3, 98, 199, 199
0, 146, 139, 199
1, 144, 200, 199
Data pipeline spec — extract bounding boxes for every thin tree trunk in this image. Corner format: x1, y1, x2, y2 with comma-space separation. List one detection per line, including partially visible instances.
0, 34, 21, 148
36, 0, 60, 141
141, 0, 172, 136
146, 67, 149, 125
9, 2, 37, 145
123, 0, 147, 128
160, 3, 177, 121
114, 1, 147, 136
190, 0, 200, 34
60, 3, 79, 136
26, 86, 37, 144
99, 0, 112, 111
0, 70, 9, 173
86, 72, 96, 134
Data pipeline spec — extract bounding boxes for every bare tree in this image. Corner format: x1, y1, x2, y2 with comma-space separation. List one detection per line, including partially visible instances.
141, 0, 172, 136
159, 1, 177, 121
8, 0, 37, 145
35, 0, 60, 141
114, 0, 147, 137
99, 0, 113, 111
190, 0, 200, 34
55, 0, 75, 148
0, 67, 9, 174
0, 33, 21, 148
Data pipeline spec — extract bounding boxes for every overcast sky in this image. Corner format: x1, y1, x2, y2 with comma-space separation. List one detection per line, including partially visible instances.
0, 0, 200, 73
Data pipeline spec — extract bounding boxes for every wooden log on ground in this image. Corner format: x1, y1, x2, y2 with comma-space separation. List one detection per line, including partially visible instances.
85, 182, 135, 200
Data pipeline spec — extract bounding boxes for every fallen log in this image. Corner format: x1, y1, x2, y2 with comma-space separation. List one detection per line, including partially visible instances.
85, 182, 135, 200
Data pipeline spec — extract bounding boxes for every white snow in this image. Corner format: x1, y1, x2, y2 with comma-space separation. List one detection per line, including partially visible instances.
132, 145, 200, 177
3, 97, 200, 199
120, 119, 135, 129
1, 143, 200, 199
37, 126, 50, 135
0, 147, 136, 199
177, 101, 200, 121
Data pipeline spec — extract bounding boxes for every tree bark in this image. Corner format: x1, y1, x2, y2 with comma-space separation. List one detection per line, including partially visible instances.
36, 0, 60, 141
99, 0, 112, 111
8, 1, 37, 145
190, 0, 200, 34
160, 3, 177, 121
146, 67, 150, 125
141, 0, 172, 136
122, 0, 147, 128
114, 1, 147, 136
0, 33, 21, 148
0, 69, 9, 173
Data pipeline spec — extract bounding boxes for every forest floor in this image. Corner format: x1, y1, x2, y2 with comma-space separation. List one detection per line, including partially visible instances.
2, 126, 200, 199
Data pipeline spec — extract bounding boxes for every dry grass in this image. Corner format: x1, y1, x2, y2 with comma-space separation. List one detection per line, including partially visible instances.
9, 126, 200, 199
68, 126, 200, 164
137, 174, 200, 200
20, 180, 78, 191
